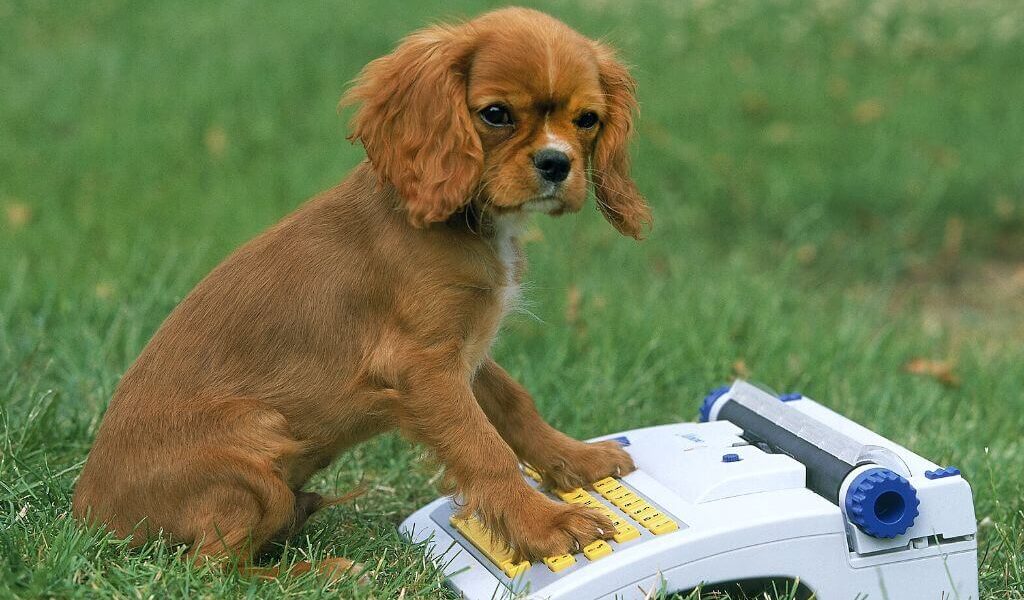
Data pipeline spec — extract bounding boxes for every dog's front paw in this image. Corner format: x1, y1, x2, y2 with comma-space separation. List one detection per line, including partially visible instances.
538, 440, 636, 491
504, 499, 613, 560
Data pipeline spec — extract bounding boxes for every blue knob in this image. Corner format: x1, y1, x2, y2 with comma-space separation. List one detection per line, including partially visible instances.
924, 466, 961, 480
722, 453, 741, 463
844, 468, 920, 538
699, 385, 730, 422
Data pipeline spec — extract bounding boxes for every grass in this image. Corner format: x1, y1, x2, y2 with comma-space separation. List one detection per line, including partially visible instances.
2, 0, 1023, 597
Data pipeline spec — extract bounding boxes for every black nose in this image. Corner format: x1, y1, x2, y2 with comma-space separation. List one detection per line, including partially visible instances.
533, 149, 571, 183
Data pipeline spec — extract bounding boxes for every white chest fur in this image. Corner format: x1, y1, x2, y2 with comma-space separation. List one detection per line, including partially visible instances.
490, 214, 525, 316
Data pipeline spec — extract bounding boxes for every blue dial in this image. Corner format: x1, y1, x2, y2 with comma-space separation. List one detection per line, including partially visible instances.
844, 468, 920, 538
699, 385, 730, 422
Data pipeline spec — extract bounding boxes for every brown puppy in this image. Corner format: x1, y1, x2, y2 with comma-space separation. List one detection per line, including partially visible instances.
73, 7, 651, 570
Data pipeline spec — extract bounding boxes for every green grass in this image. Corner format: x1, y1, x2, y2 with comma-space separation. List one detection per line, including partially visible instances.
2, 0, 1023, 597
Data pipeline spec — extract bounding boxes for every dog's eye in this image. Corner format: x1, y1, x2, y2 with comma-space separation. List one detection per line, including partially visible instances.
479, 104, 513, 127
574, 111, 600, 129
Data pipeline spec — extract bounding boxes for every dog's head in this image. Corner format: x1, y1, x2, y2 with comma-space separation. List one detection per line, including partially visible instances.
342, 7, 651, 239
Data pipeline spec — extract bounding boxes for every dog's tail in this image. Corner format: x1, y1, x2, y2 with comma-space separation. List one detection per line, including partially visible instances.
317, 479, 369, 510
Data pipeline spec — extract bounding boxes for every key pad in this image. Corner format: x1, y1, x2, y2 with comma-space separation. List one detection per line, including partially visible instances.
592, 476, 680, 536
446, 464, 679, 577
449, 515, 530, 578
444, 469, 681, 581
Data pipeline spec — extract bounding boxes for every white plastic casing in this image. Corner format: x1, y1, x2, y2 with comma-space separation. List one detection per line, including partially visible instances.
399, 394, 978, 599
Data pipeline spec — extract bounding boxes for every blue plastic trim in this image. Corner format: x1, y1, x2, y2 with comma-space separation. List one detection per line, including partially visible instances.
844, 468, 920, 538
924, 466, 961, 480
699, 385, 731, 422
779, 392, 803, 402
609, 436, 631, 447
722, 453, 741, 463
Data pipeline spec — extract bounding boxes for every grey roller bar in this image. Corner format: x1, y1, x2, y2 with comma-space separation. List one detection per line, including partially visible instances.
719, 381, 866, 463
709, 381, 862, 503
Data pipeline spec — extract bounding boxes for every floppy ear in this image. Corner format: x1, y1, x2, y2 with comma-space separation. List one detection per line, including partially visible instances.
591, 43, 652, 240
341, 26, 482, 227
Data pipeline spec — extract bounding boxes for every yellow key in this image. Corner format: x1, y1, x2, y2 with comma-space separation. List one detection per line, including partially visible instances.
626, 501, 653, 518
592, 477, 619, 493
582, 539, 613, 560
449, 515, 531, 577
599, 484, 625, 499
502, 560, 530, 578
590, 507, 620, 534
647, 516, 679, 535
621, 497, 647, 515
557, 488, 587, 503
606, 487, 632, 501
597, 508, 622, 525
597, 507, 629, 526
609, 491, 637, 509
630, 501, 655, 516
543, 553, 576, 573
522, 465, 542, 482
613, 524, 641, 543
592, 504, 640, 542
636, 509, 665, 527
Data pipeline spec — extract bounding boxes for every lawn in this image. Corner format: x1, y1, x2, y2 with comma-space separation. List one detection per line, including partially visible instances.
2, 0, 1023, 598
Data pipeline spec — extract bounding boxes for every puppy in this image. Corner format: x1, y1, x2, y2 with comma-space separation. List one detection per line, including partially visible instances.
73, 7, 651, 571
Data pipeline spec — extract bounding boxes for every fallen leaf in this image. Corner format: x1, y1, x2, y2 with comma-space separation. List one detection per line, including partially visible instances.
930, 145, 959, 170
764, 121, 795, 145
795, 243, 817, 265
993, 195, 1014, 220
827, 76, 849, 99
94, 282, 115, 300
204, 125, 228, 159
1010, 266, 1024, 290
904, 358, 960, 388
565, 285, 581, 325
942, 217, 964, 262
852, 99, 885, 124
650, 256, 669, 276
740, 90, 771, 121
5, 201, 32, 229
732, 359, 750, 378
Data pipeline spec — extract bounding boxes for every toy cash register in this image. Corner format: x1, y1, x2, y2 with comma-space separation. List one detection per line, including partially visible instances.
400, 380, 979, 599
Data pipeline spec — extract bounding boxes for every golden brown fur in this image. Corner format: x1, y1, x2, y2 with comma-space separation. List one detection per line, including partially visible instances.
73, 7, 651, 568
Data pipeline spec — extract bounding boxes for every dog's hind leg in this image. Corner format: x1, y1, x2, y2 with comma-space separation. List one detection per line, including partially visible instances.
185, 456, 299, 559
186, 464, 366, 584
177, 400, 365, 583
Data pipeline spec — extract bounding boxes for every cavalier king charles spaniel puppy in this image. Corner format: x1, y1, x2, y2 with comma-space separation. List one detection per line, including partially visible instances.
73, 6, 651, 576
